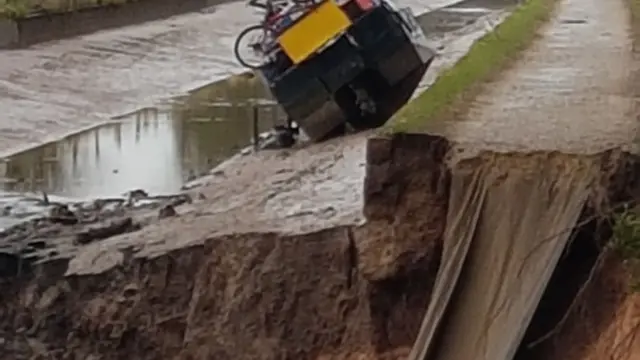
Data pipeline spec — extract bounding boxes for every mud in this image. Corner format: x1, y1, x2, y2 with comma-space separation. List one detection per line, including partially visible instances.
0, 190, 192, 265
0, 72, 281, 232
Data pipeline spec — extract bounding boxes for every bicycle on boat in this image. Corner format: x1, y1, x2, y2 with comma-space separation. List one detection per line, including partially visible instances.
232, 0, 437, 144
234, 0, 321, 69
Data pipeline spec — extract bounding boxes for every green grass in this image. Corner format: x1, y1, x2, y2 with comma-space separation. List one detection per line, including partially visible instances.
389, 0, 558, 132
612, 207, 640, 291
0, 0, 30, 18
629, 0, 640, 49
614, 0, 640, 291
0, 0, 137, 19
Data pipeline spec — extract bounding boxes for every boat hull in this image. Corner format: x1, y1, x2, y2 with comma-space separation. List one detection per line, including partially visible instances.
258, 1, 436, 142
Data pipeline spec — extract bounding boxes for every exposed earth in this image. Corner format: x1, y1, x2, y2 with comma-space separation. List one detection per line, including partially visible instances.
0, 0, 639, 359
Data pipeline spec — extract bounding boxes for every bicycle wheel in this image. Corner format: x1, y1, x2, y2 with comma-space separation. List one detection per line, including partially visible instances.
234, 25, 271, 70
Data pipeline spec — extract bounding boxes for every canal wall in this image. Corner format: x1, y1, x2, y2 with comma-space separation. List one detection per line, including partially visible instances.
0, 0, 222, 49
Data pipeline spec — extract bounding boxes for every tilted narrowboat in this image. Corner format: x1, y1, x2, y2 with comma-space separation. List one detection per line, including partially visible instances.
234, 0, 436, 143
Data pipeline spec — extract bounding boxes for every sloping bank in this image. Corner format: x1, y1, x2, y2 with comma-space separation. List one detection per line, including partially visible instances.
0, 1, 637, 360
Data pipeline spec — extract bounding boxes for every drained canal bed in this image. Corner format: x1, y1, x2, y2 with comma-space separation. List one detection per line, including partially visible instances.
0, 73, 281, 231
0, 0, 512, 232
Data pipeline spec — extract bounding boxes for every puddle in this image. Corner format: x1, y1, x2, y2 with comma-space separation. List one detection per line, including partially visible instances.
0, 73, 283, 200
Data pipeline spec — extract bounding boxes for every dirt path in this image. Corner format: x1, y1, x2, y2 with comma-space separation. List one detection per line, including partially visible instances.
409, 0, 638, 359
434, 0, 636, 157
0, 0, 460, 159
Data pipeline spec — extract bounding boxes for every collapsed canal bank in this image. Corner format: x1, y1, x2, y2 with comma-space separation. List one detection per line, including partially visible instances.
1, 0, 639, 359
1, 133, 639, 360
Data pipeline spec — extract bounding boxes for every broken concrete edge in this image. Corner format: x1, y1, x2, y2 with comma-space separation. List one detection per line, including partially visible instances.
385, 0, 559, 134
0, 0, 224, 49
367, 134, 640, 359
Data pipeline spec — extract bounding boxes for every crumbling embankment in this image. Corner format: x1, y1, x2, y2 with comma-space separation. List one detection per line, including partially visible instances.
368, 135, 640, 360
1, 133, 639, 359
0, 134, 450, 359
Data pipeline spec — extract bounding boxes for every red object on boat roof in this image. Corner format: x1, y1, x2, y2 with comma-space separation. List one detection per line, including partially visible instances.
354, 0, 374, 11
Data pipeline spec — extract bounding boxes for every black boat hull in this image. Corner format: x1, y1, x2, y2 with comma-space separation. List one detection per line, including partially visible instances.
258, 2, 436, 142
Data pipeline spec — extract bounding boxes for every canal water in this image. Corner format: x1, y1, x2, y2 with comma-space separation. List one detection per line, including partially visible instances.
0, 73, 282, 200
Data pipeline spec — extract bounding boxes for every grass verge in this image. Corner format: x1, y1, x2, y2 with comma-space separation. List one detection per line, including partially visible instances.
628, 0, 640, 144
0, 0, 29, 18
389, 0, 558, 133
0, 0, 136, 19
613, 0, 640, 291
630, 0, 640, 50
612, 207, 640, 291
